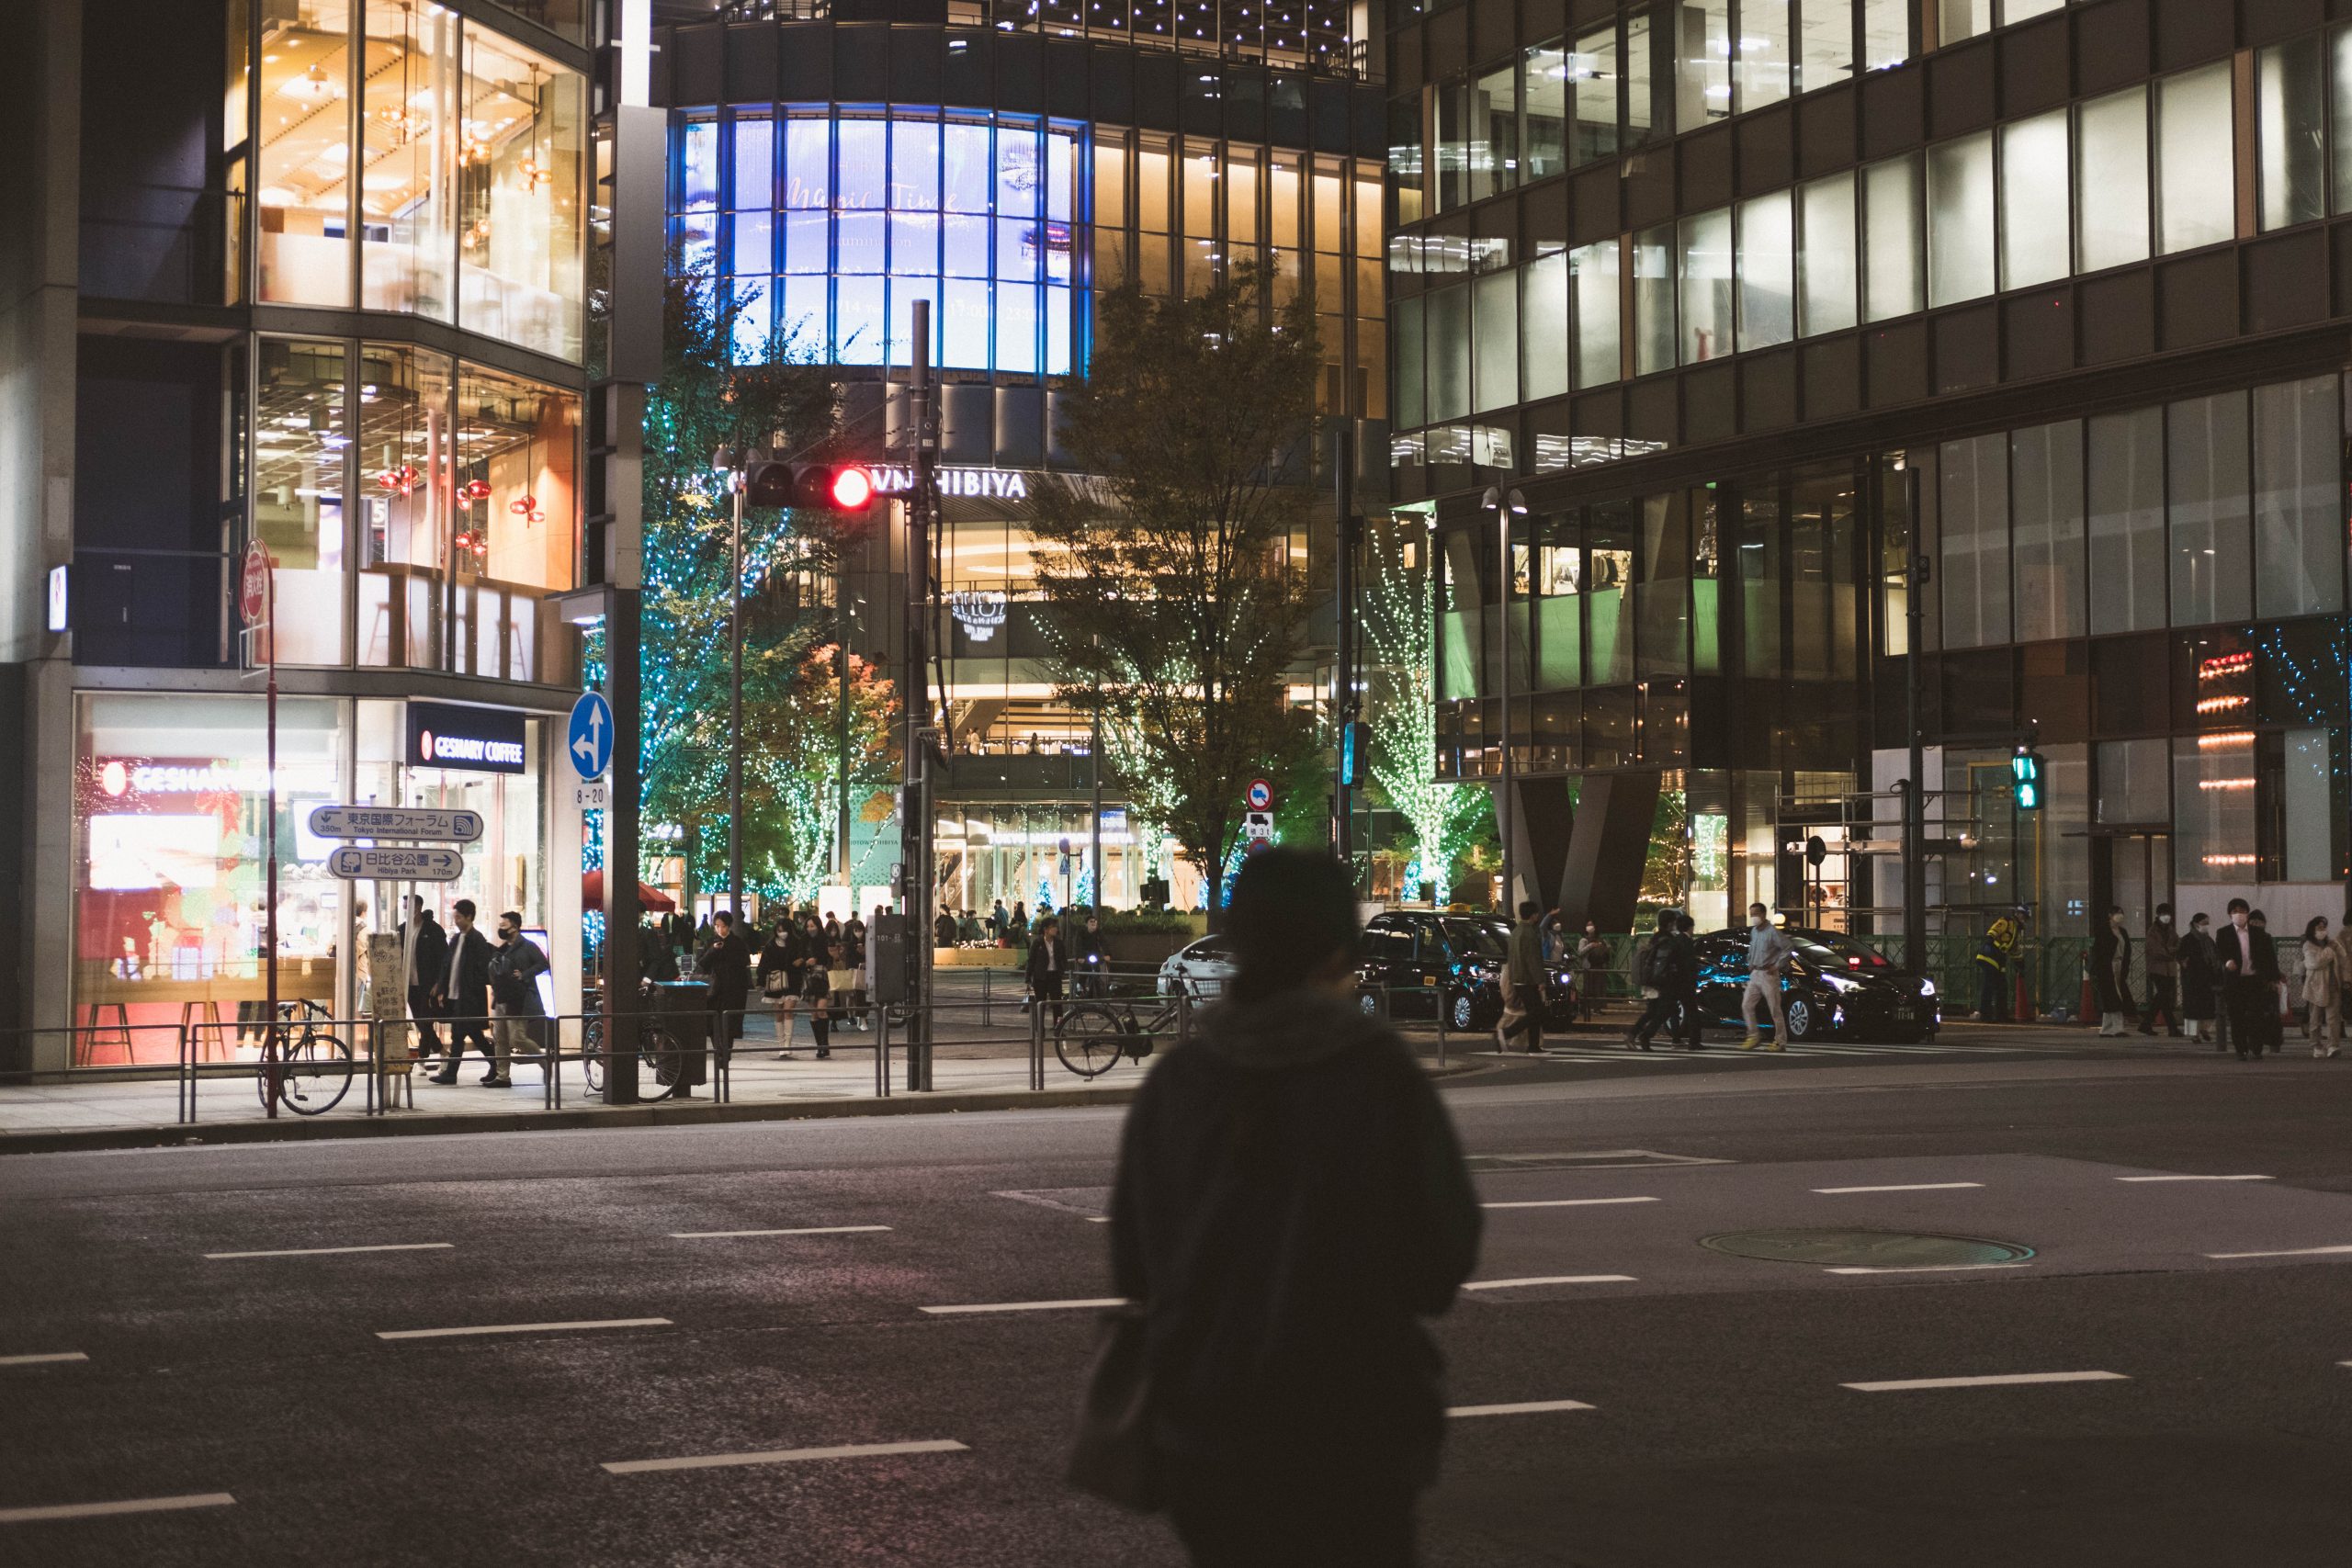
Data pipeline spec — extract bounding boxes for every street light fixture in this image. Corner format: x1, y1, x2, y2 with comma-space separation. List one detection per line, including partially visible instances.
712, 446, 748, 934
1481, 484, 1525, 916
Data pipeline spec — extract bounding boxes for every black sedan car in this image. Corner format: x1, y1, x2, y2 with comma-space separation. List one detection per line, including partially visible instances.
1357, 911, 1578, 1032
1691, 927, 1939, 1043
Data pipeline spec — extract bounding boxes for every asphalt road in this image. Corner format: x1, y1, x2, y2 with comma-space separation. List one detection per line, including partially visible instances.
4, 1047, 2350, 1567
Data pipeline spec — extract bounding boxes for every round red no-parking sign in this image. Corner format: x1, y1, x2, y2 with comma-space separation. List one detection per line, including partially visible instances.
239, 541, 271, 626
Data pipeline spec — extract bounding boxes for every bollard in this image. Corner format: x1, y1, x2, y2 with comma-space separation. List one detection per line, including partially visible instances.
1030, 998, 1046, 1091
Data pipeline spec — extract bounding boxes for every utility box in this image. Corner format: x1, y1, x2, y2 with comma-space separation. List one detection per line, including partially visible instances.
868, 913, 909, 1004
648, 978, 710, 1087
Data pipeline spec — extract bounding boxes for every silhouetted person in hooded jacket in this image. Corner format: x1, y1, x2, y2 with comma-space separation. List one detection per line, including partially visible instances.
1107, 847, 1482, 1567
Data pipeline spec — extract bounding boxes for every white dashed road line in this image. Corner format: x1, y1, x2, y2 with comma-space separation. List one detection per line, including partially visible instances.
0, 1352, 87, 1367
668, 1226, 892, 1239
1483, 1197, 1661, 1209
1825, 1263, 2031, 1275
1812, 1182, 1985, 1194
1446, 1400, 1596, 1417
920, 1297, 1128, 1316
2204, 1245, 2352, 1259
377, 1317, 673, 1341
205, 1243, 455, 1260
1462, 1275, 1637, 1291
2117, 1175, 2273, 1183
603, 1439, 969, 1474
0, 1493, 234, 1525
1843, 1371, 2127, 1393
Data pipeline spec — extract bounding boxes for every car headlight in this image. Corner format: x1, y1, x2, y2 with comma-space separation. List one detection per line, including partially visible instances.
1820, 972, 1861, 994
1920, 977, 1937, 998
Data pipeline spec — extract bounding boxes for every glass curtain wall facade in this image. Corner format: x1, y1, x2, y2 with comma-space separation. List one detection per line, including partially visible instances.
656, 10, 1386, 916
44, 0, 591, 1070
1394, 1, 2352, 993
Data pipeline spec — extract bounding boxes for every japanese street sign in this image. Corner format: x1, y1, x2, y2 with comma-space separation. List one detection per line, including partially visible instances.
1245, 778, 1273, 811
570, 780, 610, 811
326, 846, 464, 882
568, 691, 615, 780
1241, 810, 1274, 840
239, 541, 271, 626
308, 805, 484, 843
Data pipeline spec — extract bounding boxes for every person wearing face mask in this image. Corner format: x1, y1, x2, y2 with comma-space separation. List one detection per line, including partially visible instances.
485, 912, 549, 1088
1576, 920, 1611, 1021
2298, 916, 2341, 1059
2090, 907, 2135, 1038
2139, 905, 2179, 1037
2177, 912, 2220, 1046
1738, 903, 1792, 1052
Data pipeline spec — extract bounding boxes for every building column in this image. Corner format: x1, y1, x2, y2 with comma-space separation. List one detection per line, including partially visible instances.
1557, 771, 1661, 932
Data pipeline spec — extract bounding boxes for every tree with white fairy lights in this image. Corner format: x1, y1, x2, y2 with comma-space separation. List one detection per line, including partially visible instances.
627, 254, 893, 906
1359, 518, 1487, 907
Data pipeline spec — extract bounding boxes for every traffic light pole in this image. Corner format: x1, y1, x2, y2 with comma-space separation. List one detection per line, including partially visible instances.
902, 299, 936, 1090
1902, 466, 1928, 975
729, 463, 745, 928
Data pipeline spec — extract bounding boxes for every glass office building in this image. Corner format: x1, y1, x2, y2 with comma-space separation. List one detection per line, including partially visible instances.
0, 0, 594, 1070
1389, 0, 2352, 992
651, 2, 1388, 914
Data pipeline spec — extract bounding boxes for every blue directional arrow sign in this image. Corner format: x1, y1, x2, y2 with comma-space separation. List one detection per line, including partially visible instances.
568, 691, 614, 781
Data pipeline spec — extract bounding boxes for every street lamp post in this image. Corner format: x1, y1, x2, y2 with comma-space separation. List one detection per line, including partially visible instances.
713, 449, 747, 930
1481, 482, 1527, 914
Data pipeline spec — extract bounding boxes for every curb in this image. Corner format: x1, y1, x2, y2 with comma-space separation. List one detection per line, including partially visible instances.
0, 1059, 1486, 1157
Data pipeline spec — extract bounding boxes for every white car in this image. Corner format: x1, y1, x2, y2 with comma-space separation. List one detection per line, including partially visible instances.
1157, 935, 1237, 999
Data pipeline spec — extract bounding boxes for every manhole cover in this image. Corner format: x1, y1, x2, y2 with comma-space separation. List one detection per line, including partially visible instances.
1699, 1228, 2035, 1268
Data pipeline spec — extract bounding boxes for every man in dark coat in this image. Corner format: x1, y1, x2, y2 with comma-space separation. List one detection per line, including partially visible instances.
2214, 899, 2267, 1062
431, 899, 496, 1084
1105, 848, 1481, 1567
485, 911, 549, 1087
1627, 909, 1695, 1052
397, 897, 449, 1066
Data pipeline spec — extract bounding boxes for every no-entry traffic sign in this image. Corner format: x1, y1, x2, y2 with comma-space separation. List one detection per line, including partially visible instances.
240, 541, 271, 626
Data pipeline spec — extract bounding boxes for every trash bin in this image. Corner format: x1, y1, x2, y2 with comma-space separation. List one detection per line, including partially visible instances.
648, 979, 710, 1090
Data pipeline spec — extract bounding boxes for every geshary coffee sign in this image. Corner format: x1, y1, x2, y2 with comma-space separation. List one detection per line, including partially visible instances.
406, 702, 527, 775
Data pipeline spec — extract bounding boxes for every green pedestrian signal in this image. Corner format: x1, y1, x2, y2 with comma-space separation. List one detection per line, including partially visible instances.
2011, 746, 2044, 811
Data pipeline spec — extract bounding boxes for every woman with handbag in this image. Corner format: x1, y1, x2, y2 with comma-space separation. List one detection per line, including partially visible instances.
1081, 848, 1481, 1566
758, 919, 803, 1058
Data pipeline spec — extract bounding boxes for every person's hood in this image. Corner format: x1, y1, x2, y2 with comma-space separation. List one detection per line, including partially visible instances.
1194, 985, 1391, 1073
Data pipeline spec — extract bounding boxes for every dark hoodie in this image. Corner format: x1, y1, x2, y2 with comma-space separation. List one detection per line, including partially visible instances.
1107, 987, 1481, 1493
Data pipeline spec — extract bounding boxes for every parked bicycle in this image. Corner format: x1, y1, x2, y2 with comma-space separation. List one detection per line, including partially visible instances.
1053, 991, 1183, 1079
580, 1004, 688, 1101
255, 998, 353, 1116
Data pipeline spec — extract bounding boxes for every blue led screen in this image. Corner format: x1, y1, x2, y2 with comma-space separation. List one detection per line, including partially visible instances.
676, 109, 1082, 377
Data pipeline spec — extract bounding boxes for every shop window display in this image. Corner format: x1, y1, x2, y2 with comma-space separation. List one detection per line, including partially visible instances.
249, 2, 584, 361
354, 344, 579, 681
72, 695, 349, 1066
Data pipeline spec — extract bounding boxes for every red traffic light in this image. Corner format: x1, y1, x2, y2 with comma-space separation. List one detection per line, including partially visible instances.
741, 459, 878, 513
829, 465, 874, 510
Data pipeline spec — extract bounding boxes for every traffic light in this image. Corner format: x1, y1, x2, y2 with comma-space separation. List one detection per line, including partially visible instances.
2011, 746, 2045, 811
1339, 719, 1372, 787
743, 459, 876, 513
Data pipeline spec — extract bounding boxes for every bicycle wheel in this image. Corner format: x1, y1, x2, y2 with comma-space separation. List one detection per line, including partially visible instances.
279, 1029, 353, 1116
637, 1025, 683, 1102
582, 1015, 605, 1094
1055, 1004, 1130, 1079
